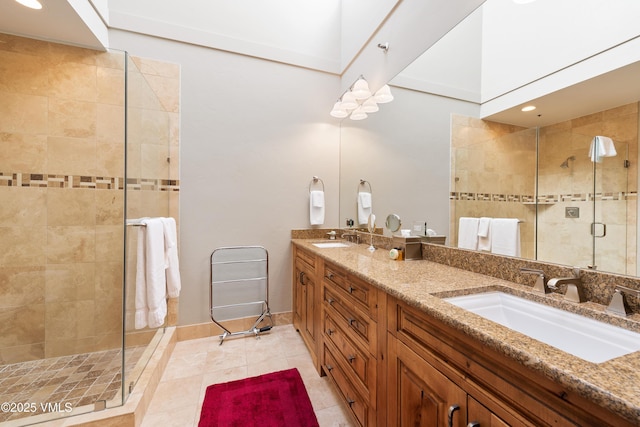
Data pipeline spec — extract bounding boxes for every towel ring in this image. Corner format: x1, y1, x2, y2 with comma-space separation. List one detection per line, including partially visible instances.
357, 179, 372, 194
309, 176, 325, 193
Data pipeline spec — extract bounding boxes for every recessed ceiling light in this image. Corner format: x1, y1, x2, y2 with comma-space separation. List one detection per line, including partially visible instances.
521, 105, 536, 112
15, 0, 42, 10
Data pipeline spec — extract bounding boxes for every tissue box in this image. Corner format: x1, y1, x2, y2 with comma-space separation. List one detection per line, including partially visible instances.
391, 236, 422, 260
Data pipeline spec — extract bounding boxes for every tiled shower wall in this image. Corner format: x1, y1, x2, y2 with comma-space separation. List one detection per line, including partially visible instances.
0, 34, 180, 364
450, 115, 537, 259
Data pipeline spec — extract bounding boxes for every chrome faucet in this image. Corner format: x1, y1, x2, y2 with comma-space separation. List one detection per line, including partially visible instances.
606, 285, 640, 317
519, 268, 548, 294
547, 268, 584, 303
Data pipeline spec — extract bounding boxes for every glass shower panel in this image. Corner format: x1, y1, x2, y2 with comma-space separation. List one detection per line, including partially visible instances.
122, 54, 174, 401
592, 142, 629, 274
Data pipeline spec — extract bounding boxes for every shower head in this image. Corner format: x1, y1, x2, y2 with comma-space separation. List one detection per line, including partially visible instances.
560, 155, 576, 168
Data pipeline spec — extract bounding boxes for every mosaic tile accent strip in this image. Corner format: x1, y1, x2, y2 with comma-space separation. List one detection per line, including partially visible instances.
0, 347, 145, 423
451, 192, 636, 202
0, 173, 179, 191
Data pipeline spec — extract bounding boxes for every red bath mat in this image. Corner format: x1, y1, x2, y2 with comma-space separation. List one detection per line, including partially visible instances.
198, 368, 319, 427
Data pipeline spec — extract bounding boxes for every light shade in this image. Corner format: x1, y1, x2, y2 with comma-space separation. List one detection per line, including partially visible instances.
351, 78, 372, 100
329, 102, 348, 118
373, 84, 394, 103
340, 92, 358, 110
349, 107, 368, 121
15, 0, 42, 9
361, 98, 379, 113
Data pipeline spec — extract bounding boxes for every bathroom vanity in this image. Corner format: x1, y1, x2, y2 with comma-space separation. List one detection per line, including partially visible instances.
292, 239, 640, 427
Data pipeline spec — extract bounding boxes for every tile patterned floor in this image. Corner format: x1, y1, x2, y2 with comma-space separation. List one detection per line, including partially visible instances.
141, 324, 354, 427
0, 347, 145, 424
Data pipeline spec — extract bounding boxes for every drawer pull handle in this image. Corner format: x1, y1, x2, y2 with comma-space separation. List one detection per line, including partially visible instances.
347, 397, 355, 407
467, 423, 480, 427
299, 271, 306, 285
348, 318, 356, 326
447, 404, 460, 427
326, 328, 334, 336
327, 298, 334, 305
347, 355, 356, 363
348, 286, 354, 293
325, 273, 334, 280
326, 364, 333, 372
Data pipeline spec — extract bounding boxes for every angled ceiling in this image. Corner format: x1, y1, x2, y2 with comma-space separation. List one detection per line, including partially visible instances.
0, 0, 106, 49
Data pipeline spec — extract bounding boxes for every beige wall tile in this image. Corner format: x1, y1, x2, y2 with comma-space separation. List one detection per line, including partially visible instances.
48, 98, 97, 139
96, 225, 124, 263
0, 132, 47, 171
131, 56, 180, 79
97, 142, 125, 177
0, 50, 50, 96
97, 103, 125, 144
127, 70, 163, 111
0, 342, 45, 364
0, 266, 45, 308
96, 190, 124, 226
45, 263, 95, 303
0, 226, 47, 266
0, 91, 48, 134
0, 187, 46, 226
0, 304, 45, 347
47, 136, 96, 176
97, 67, 125, 106
144, 74, 180, 113
49, 61, 97, 102
46, 226, 96, 263
48, 188, 96, 226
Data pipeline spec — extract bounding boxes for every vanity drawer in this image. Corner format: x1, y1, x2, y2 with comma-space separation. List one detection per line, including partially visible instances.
296, 247, 316, 271
324, 312, 373, 395
324, 286, 376, 355
324, 263, 377, 319
324, 345, 369, 427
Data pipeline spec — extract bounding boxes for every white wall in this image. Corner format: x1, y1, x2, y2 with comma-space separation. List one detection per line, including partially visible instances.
109, 30, 341, 326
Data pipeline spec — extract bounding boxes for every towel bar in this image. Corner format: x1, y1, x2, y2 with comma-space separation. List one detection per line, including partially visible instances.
309, 176, 324, 193
358, 179, 372, 194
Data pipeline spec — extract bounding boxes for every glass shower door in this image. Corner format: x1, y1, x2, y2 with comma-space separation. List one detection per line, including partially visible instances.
592, 142, 629, 274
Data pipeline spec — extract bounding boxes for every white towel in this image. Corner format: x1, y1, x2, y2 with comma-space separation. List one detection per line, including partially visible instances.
357, 192, 372, 225
490, 218, 521, 257
457, 217, 479, 250
135, 217, 170, 329
477, 217, 492, 252
309, 190, 325, 225
589, 136, 617, 163
161, 217, 181, 298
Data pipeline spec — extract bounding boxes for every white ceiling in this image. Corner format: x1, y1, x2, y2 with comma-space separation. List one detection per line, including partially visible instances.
0, 0, 104, 49
1, 0, 638, 129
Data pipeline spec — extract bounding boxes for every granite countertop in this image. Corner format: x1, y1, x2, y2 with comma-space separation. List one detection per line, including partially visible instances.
292, 239, 640, 425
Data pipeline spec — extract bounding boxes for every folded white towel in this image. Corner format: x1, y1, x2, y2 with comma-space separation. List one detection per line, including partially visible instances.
490, 218, 520, 257
589, 136, 617, 163
457, 217, 479, 250
477, 217, 492, 252
134, 225, 148, 330
309, 190, 325, 225
357, 192, 372, 225
161, 217, 181, 298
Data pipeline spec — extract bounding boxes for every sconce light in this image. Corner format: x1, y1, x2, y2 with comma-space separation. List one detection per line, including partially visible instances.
15, 0, 42, 9
329, 76, 393, 120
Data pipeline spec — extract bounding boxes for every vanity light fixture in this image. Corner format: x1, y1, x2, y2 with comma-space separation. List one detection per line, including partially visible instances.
329, 75, 393, 120
15, 0, 42, 9
521, 105, 536, 112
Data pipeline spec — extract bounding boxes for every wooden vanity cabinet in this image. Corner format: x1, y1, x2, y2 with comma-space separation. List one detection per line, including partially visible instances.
292, 246, 320, 371
388, 296, 637, 427
321, 261, 384, 427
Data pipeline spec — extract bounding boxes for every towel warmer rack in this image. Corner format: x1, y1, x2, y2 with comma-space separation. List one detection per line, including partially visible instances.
209, 246, 273, 345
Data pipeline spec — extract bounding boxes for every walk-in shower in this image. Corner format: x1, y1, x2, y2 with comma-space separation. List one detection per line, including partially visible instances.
0, 34, 180, 425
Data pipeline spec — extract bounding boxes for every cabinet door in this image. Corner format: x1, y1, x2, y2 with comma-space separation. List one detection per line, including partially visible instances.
388, 335, 467, 427
467, 397, 511, 427
294, 260, 316, 346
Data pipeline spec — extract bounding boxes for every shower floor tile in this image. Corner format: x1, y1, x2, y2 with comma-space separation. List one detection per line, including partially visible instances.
0, 347, 145, 423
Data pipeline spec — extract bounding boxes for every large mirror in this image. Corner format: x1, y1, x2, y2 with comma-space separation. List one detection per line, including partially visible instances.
339, 0, 640, 277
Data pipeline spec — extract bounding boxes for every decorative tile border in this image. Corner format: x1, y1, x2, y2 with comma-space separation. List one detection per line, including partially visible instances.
0, 172, 179, 191
451, 191, 636, 202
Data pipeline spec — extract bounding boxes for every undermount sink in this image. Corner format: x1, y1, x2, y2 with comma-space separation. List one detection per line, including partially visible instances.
444, 291, 640, 363
312, 242, 350, 248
